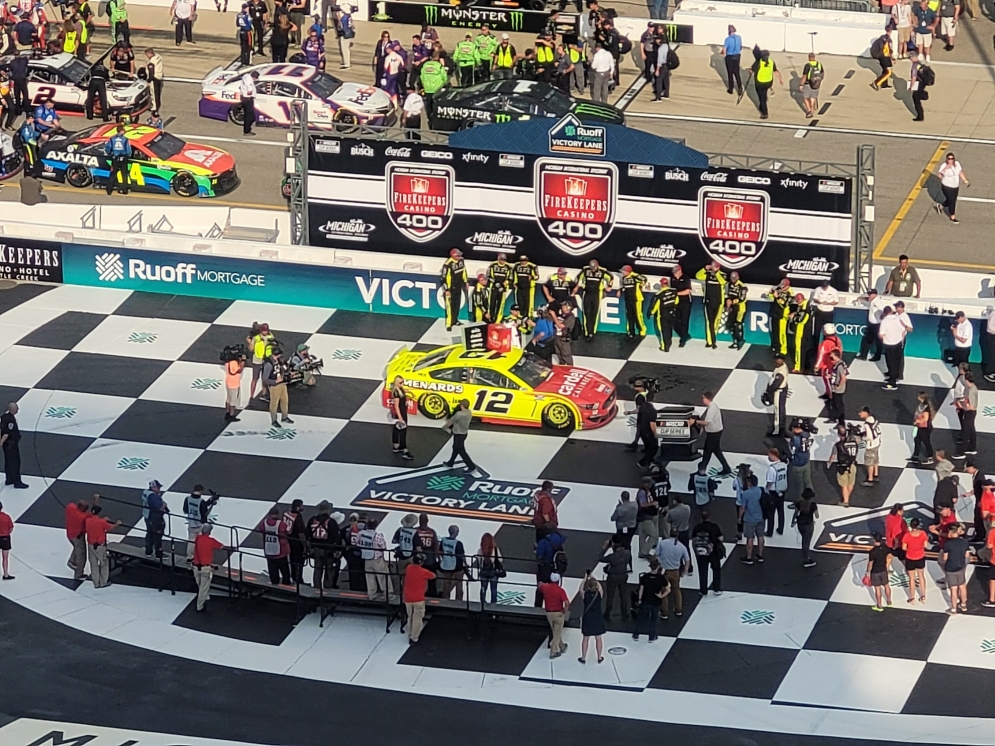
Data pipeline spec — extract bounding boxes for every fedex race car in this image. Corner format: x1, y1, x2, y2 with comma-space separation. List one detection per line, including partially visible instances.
199, 62, 397, 130
1, 52, 150, 118
39, 124, 239, 197
383, 346, 617, 431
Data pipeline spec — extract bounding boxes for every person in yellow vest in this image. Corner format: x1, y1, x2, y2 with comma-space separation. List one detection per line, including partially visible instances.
535, 33, 556, 83
568, 41, 586, 94
491, 33, 518, 80
249, 322, 276, 401
749, 46, 782, 120
59, 16, 80, 56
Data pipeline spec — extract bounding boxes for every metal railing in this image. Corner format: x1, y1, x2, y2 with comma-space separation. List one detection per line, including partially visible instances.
712, 0, 875, 11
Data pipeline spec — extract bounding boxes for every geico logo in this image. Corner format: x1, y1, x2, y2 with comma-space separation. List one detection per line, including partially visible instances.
49, 151, 98, 166
403, 379, 463, 393
421, 150, 454, 160
128, 259, 196, 283
738, 175, 771, 185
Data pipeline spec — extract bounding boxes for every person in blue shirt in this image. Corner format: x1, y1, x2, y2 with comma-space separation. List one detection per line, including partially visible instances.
787, 419, 814, 500
17, 113, 39, 176
736, 474, 765, 564
236, 4, 253, 65
720, 24, 743, 95
302, 25, 324, 69
33, 100, 60, 132
103, 123, 132, 195
526, 308, 556, 363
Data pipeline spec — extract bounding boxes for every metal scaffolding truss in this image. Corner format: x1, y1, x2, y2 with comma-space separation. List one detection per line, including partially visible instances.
288, 100, 309, 246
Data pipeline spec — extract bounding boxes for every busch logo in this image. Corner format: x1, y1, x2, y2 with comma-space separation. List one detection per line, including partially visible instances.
664, 168, 689, 181
627, 245, 686, 267
384, 146, 412, 157
700, 172, 729, 183
350, 144, 374, 157
534, 158, 617, 255
386, 163, 454, 243
698, 188, 770, 270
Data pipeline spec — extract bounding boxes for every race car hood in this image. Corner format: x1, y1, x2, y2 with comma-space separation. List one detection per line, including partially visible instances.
331, 82, 393, 112
202, 67, 241, 90
106, 79, 146, 103
171, 145, 235, 173
534, 367, 615, 403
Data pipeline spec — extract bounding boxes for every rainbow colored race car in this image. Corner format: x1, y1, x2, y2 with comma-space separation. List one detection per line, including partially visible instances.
38, 124, 240, 197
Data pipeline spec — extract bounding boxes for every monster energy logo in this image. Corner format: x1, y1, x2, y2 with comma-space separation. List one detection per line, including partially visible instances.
663, 23, 678, 42
495, 113, 511, 123
510, 10, 523, 30
424, 4, 523, 31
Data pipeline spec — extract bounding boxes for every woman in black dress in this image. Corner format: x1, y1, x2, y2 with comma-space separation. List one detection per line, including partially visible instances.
372, 30, 391, 87
389, 376, 413, 460
577, 574, 606, 663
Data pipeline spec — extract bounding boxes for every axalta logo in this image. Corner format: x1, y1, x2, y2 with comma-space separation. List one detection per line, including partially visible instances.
700, 172, 728, 183
780, 178, 808, 190
779, 257, 839, 280
318, 219, 376, 242
421, 150, 454, 160
664, 168, 689, 181
462, 152, 489, 164
738, 175, 771, 185
94, 253, 265, 286
350, 144, 374, 157
384, 146, 412, 157
627, 245, 686, 266
465, 230, 523, 250
49, 151, 99, 166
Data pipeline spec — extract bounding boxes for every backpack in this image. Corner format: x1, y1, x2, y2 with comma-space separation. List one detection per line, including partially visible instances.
760, 490, 775, 519
553, 548, 568, 575
666, 47, 680, 70
807, 62, 824, 89
870, 35, 885, 60
569, 316, 582, 341
618, 35, 632, 55
692, 531, 712, 557
919, 64, 935, 86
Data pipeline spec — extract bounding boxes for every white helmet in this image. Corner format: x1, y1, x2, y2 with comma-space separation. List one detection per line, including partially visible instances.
823, 323, 835, 336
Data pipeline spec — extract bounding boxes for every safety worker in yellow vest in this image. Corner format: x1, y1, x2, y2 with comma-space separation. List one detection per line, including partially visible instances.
568, 41, 586, 94
788, 293, 812, 373
619, 265, 648, 338
725, 271, 748, 349
695, 262, 727, 349
513, 255, 539, 316
749, 45, 782, 120
491, 34, 518, 80
765, 278, 792, 356
249, 323, 276, 401
535, 33, 556, 83
440, 248, 468, 332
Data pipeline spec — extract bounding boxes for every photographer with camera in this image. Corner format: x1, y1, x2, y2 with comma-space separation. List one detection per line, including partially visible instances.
763, 355, 789, 438
223, 347, 245, 423
858, 407, 882, 486
827, 424, 859, 508
787, 418, 815, 500
290, 343, 320, 387
764, 448, 788, 537
183, 484, 219, 561
262, 349, 293, 428
825, 349, 848, 426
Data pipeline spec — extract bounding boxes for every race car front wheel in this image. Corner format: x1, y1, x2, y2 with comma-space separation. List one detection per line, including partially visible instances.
66, 164, 92, 188
542, 402, 575, 430
172, 171, 199, 198
417, 393, 450, 420
228, 104, 246, 126
334, 111, 360, 134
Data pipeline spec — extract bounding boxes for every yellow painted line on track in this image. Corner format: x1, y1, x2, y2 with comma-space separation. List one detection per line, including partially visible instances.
873, 139, 949, 260
2, 181, 286, 211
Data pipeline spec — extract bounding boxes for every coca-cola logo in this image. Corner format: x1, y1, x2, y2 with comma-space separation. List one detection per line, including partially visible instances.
534, 158, 617, 256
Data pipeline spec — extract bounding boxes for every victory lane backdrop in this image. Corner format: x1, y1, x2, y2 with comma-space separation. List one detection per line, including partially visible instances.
306, 138, 854, 288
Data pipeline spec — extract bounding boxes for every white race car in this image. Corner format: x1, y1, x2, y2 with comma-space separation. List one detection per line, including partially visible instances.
2, 52, 151, 118
198, 62, 397, 130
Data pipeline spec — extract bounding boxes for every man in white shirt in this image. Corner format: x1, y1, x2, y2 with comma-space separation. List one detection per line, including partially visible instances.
654, 530, 688, 619
401, 85, 423, 141
589, 44, 614, 104
692, 391, 732, 475
764, 447, 788, 536
858, 406, 882, 486
810, 280, 839, 344
951, 310, 974, 368
170, 0, 195, 45
238, 73, 256, 136
858, 288, 887, 361
879, 305, 908, 389
984, 308, 995, 383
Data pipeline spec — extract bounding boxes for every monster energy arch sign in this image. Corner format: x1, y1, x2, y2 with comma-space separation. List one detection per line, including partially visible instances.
369, 1, 554, 33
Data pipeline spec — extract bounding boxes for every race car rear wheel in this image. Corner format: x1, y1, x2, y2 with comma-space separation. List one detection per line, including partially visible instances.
542, 402, 575, 430
418, 393, 450, 420
171, 171, 199, 198
65, 164, 92, 188
228, 104, 246, 126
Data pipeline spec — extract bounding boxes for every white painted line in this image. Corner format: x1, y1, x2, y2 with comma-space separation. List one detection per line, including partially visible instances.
164, 76, 204, 84
172, 133, 287, 148
613, 75, 649, 111
957, 196, 995, 204
794, 129, 807, 138
625, 110, 995, 145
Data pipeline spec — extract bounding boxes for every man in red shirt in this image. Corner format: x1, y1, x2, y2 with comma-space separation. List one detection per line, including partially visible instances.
0, 500, 13, 580
539, 572, 570, 658
402, 554, 436, 643
65, 497, 93, 580
532, 481, 558, 542
192, 524, 225, 612
85, 505, 121, 589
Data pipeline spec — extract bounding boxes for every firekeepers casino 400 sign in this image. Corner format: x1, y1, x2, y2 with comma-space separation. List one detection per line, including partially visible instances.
307, 140, 853, 288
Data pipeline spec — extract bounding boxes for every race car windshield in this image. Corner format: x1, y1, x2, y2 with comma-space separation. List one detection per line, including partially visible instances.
510, 356, 553, 387
145, 132, 186, 160
60, 58, 92, 84
308, 73, 344, 99
540, 89, 573, 116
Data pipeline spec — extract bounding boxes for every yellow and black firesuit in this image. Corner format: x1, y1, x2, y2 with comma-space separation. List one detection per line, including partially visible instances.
695, 263, 727, 348
649, 277, 678, 352
513, 255, 539, 316
575, 260, 613, 339
470, 274, 492, 323
486, 254, 514, 322
788, 292, 812, 373
440, 249, 468, 331
543, 268, 575, 310
619, 265, 648, 338
767, 279, 793, 356
725, 271, 748, 349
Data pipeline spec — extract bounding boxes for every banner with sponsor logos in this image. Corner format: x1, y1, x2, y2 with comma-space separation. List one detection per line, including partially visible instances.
306, 137, 853, 288
0, 238, 63, 283
369, 0, 554, 33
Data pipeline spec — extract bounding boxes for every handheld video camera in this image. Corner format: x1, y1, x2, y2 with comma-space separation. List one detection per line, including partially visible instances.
629, 375, 661, 400
219, 343, 247, 363
790, 417, 818, 435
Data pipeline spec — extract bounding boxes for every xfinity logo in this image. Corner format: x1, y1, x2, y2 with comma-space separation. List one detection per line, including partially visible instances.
350, 144, 374, 157
780, 178, 808, 190
627, 245, 686, 266
700, 172, 728, 183
462, 152, 489, 164
384, 146, 412, 157
664, 168, 689, 182
421, 150, 454, 160
465, 230, 523, 250
738, 175, 771, 185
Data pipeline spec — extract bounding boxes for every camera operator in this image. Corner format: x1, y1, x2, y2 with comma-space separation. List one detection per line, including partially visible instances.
624, 378, 649, 453
764, 447, 788, 537
290, 343, 318, 387
553, 301, 577, 365
825, 349, 848, 426
857, 407, 882, 486
224, 348, 245, 423
827, 424, 859, 508
183, 484, 219, 561
763, 354, 789, 437
787, 419, 814, 500
262, 349, 293, 428
526, 307, 556, 364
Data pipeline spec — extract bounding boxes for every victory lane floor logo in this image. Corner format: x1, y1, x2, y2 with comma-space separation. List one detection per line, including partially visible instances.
351, 464, 570, 522
816, 501, 938, 555
44, 406, 76, 419
740, 610, 775, 625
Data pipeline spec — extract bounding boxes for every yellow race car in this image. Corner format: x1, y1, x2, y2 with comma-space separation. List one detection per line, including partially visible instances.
382, 346, 618, 431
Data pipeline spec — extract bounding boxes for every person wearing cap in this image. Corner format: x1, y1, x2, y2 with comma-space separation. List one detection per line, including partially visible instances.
513, 255, 539, 316
749, 46, 782, 120
723, 270, 748, 349
440, 248, 467, 332
141, 479, 168, 559
633, 557, 669, 641
534, 31, 556, 83
788, 292, 812, 374
486, 253, 514, 322
470, 274, 492, 323
306, 500, 341, 590
192, 524, 226, 612
765, 355, 789, 437
619, 265, 649, 339
391, 512, 418, 591
492, 33, 518, 79
670, 264, 693, 347
474, 24, 498, 81
454, 33, 477, 87
263, 348, 294, 428
694, 262, 727, 349
543, 267, 575, 309
249, 322, 275, 401
815, 322, 842, 399
858, 288, 886, 361
553, 301, 577, 365
575, 259, 613, 340
503, 305, 533, 348
950, 310, 974, 369
538, 572, 570, 657
766, 278, 792, 356
825, 349, 848, 426
236, 4, 253, 65
810, 278, 839, 344
647, 276, 677, 352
